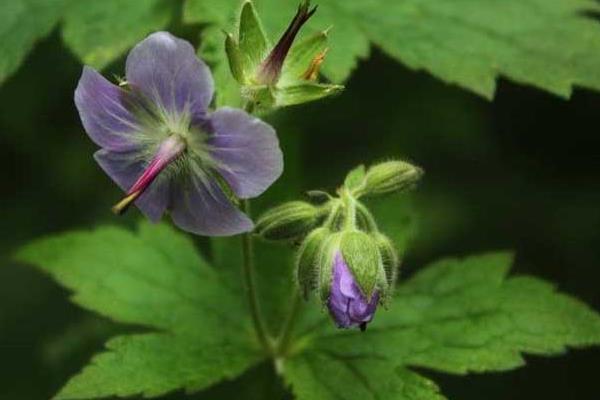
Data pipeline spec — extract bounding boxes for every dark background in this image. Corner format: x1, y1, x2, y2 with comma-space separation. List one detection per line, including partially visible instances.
1, 20, 599, 400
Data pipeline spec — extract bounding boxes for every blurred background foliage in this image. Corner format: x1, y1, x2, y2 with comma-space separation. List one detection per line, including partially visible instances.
1, 0, 600, 399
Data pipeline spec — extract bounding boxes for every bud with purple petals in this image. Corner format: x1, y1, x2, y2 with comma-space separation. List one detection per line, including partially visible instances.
318, 230, 387, 330
327, 251, 380, 331
258, 161, 421, 329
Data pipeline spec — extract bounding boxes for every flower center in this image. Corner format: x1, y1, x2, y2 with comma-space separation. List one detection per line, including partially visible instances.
112, 135, 186, 215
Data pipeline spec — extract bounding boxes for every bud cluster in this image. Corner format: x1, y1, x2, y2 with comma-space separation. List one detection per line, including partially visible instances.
255, 160, 423, 330
224, 0, 343, 110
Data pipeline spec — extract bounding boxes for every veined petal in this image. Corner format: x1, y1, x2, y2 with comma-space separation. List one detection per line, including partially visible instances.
207, 107, 283, 199
125, 32, 214, 119
94, 149, 170, 222
75, 67, 142, 152
170, 166, 253, 236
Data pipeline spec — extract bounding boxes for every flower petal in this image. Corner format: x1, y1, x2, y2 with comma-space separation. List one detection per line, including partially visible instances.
75, 67, 142, 152
170, 165, 253, 236
328, 252, 379, 328
94, 149, 170, 222
125, 32, 213, 118
207, 107, 283, 198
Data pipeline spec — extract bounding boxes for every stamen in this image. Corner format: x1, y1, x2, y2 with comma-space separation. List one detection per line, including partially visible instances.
112, 191, 141, 215
112, 135, 185, 215
257, 0, 317, 85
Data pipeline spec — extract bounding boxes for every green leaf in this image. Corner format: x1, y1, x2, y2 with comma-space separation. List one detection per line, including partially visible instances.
344, 164, 366, 191
0, 0, 66, 84
54, 333, 258, 400
16, 221, 262, 399
284, 351, 446, 400
61, 0, 176, 69
185, 0, 600, 99
306, 252, 600, 375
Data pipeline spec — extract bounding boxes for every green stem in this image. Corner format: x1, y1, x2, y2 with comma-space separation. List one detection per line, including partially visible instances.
241, 199, 273, 354
276, 289, 303, 355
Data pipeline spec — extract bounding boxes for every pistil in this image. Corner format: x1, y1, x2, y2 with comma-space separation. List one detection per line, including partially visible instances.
256, 0, 317, 85
112, 135, 186, 215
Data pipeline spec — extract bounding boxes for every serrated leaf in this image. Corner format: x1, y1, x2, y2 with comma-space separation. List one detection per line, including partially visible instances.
54, 333, 259, 400
306, 252, 600, 376
16, 221, 262, 399
0, 0, 66, 84
284, 351, 446, 400
185, 0, 600, 99
61, 0, 176, 69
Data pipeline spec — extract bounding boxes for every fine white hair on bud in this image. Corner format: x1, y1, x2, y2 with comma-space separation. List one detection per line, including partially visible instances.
258, 160, 419, 329
360, 160, 424, 197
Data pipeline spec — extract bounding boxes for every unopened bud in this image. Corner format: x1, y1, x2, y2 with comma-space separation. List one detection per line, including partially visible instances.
362, 160, 423, 197
255, 201, 323, 241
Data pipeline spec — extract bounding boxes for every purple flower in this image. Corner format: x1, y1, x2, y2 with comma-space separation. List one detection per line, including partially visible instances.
75, 32, 283, 236
328, 252, 379, 331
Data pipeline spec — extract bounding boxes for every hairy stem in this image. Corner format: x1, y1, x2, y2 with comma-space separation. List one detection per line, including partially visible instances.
241, 199, 274, 354
276, 289, 303, 355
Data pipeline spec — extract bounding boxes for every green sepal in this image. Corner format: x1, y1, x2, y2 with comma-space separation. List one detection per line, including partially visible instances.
225, 32, 246, 84
373, 232, 399, 301
344, 164, 366, 193
362, 160, 424, 197
241, 84, 277, 110
274, 82, 343, 108
255, 200, 324, 241
339, 230, 382, 299
280, 29, 329, 84
318, 232, 342, 303
296, 227, 330, 299
238, 1, 269, 75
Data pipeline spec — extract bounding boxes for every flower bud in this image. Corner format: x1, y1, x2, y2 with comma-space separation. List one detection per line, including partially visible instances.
255, 201, 324, 241
327, 250, 380, 330
362, 160, 423, 197
295, 227, 329, 299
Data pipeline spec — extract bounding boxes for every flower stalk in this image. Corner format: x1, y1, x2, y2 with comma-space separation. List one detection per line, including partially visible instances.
240, 199, 275, 354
